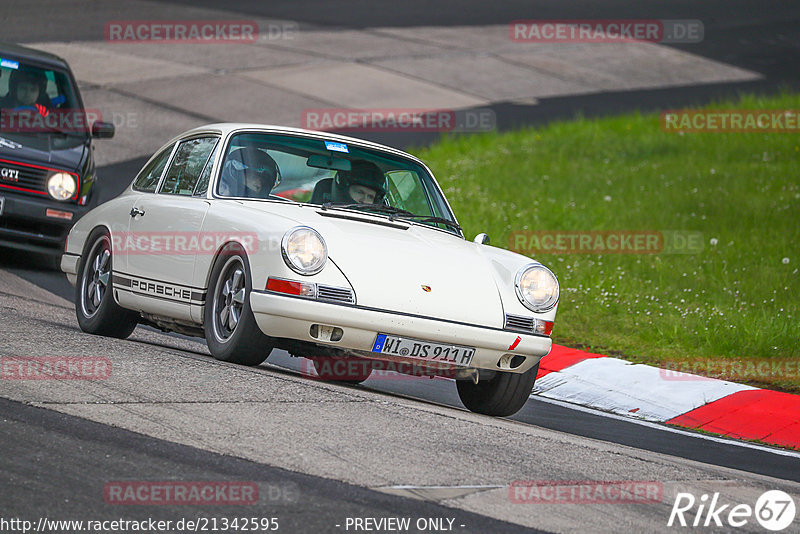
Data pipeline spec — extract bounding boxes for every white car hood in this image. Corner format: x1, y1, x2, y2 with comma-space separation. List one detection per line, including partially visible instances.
315, 212, 505, 328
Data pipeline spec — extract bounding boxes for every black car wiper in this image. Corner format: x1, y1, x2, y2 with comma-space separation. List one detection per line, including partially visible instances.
394, 214, 462, 232
320, 202, 415, 217
320, 202, 461, 231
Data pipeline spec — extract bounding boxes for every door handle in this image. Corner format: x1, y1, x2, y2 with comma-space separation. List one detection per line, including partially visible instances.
129, 207, 145, 217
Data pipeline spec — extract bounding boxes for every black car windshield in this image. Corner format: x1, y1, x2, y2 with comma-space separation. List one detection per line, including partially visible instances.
0, 58, 88, 149
217, 132, 460, 234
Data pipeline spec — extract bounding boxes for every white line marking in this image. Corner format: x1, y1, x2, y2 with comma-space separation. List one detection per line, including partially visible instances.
383, 485, 505, 490
532, 395, 800, 458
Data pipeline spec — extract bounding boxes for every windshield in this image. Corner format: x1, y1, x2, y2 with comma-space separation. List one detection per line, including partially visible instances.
0, 58, 88, 150
217, 132, 460, 234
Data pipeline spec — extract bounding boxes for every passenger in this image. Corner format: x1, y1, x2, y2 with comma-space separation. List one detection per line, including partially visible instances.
219, 147, 281, 199
310, 159, 386, 205
333, 160, 385, 204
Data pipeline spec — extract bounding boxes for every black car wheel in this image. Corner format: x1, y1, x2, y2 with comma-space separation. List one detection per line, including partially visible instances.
456, 362, 539, 417
204, 245, 273, 366
75, 229, 138, 338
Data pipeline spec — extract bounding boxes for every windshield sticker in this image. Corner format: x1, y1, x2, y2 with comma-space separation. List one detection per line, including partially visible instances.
324, 141, 349, 153
0, 58, 20, 70
0, 137, 23, 150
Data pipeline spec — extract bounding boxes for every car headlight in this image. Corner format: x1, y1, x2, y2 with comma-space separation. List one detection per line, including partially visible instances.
515, 263, 559, 312
281, 226, 327, 275
47, 172, 77, 200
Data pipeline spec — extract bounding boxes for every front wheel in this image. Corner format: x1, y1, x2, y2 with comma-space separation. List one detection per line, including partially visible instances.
456, 362, 539, 417
204, 246, 272, 366
75, 230, 138, 338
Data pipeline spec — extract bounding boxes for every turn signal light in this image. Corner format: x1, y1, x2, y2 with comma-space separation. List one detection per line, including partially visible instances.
266, 277, 316, 298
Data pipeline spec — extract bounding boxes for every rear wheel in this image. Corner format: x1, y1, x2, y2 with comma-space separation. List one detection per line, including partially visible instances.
456, 362, 539, 417
75, 230, 138, 338
204, 246, 272, 366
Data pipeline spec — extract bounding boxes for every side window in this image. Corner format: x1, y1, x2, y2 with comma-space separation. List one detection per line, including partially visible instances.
193, 142, 219, 197
132, 144, 174, 193
159, 137, 218, 196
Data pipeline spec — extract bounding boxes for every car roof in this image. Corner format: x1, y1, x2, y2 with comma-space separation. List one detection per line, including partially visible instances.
177, 123, 426, 165
0, 42, 71, 71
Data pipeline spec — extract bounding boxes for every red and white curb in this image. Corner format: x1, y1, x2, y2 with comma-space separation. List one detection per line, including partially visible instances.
533, 345, 800, 451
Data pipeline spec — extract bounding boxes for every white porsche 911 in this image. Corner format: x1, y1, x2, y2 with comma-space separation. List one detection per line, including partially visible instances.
62, 124, 559, 416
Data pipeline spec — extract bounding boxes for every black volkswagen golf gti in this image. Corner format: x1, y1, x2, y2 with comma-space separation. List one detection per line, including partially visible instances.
0, 43, 114, 261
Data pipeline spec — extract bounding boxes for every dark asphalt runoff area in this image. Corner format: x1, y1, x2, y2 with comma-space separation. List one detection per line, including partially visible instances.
0, 397, 542, 534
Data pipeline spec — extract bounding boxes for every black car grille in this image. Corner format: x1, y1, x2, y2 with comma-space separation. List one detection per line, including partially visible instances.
0, 159, 50, 197
504, 314, 535, 333
317, 284, 355, 304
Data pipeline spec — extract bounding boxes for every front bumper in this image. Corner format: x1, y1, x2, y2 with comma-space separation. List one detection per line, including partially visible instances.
0, 193, 89, 255
250, 291, 552, 374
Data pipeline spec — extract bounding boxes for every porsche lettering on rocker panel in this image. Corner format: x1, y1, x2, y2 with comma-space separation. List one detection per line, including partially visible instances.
113, 273, 205, 305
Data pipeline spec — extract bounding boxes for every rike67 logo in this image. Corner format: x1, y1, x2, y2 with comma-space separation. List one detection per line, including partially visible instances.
668, 490, 796, 531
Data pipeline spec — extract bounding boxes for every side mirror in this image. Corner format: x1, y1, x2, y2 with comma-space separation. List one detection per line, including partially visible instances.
473, 233, 490, 245
91, 120, 115, 139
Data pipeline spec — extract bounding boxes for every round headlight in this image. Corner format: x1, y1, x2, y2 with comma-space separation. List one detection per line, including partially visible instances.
281, 226, 327, 275
47, 172, 77, 200
515, 264, 559, 312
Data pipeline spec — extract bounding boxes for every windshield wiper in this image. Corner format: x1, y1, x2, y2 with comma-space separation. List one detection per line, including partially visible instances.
320, 202, 461, 231
320, 202, 415, 217
394, 214, 462, 232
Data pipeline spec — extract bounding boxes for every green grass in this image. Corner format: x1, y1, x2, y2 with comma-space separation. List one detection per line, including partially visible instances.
413, 92, 800, 392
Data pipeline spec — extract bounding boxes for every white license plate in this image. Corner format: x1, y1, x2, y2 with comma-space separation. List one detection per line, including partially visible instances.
371, 334, 475, 366
0, 196, 4, 216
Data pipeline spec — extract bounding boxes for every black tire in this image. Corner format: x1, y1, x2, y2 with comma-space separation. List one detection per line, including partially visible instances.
456, 362, 539, 417
204, 245, 272, 366
75, 229, 138, 338
311, 356, 373, 384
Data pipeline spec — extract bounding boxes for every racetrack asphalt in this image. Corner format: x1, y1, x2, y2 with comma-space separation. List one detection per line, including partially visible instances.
1, 273, 798, 532
2, 1, 799, 532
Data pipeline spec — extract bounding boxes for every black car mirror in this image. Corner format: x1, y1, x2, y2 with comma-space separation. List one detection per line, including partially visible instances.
91, 120, 115, 139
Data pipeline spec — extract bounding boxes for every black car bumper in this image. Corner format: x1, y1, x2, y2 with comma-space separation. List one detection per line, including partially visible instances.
0, 193, 90, 255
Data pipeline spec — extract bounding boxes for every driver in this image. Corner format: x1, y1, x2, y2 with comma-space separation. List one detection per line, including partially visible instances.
218, 146, 281, 198
331, 160, 386, 204
0, 69, 50, 115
